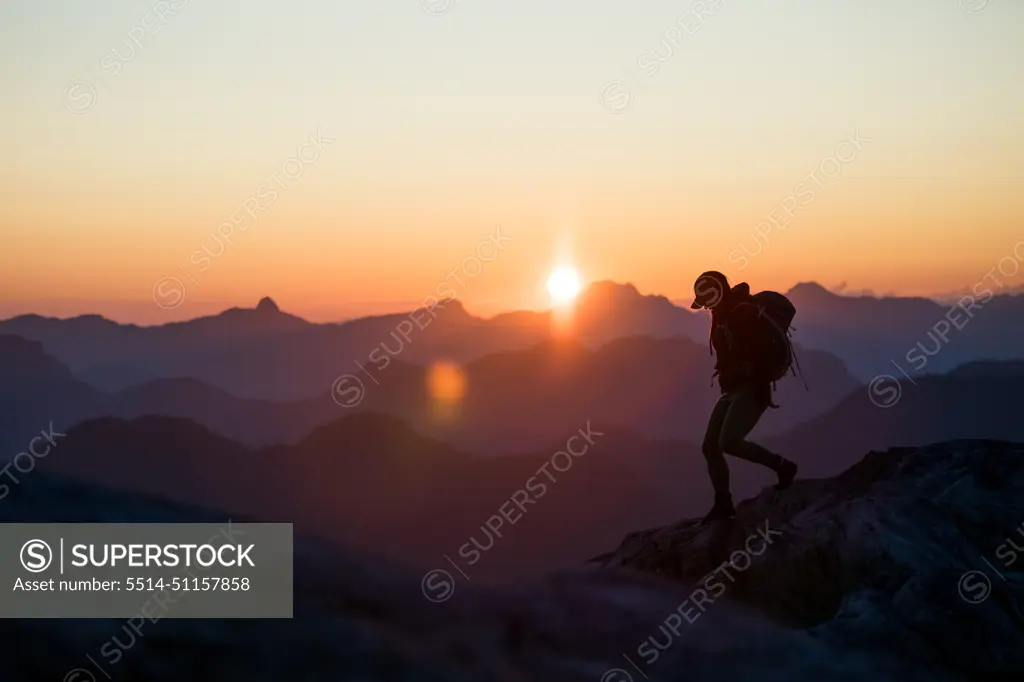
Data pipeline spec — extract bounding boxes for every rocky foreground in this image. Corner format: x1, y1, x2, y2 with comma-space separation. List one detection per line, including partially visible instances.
2, 440, 1022, 681
595, 439, 1024, 680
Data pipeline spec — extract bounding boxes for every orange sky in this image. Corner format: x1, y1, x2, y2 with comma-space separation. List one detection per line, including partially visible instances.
1, 0, 1022, 323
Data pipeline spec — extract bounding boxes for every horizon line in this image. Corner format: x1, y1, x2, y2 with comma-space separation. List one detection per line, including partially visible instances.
3, 279, 1022, 327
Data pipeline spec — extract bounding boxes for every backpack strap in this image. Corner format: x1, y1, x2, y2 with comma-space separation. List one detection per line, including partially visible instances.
789, 337, 809, 391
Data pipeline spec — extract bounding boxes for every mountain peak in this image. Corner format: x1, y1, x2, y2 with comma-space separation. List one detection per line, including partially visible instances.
255, 297, 280, 313
437, 296, 467, 315
577, 281, 664, 311
786, 281, 834, 298
581, 280, 640, 300
0, 334, 77, 383
0, 333, 43, 353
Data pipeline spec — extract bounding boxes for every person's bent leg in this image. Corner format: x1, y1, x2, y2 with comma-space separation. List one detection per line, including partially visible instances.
718, 384, 788, 471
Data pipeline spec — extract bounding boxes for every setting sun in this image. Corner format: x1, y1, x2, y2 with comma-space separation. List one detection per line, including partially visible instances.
546, 267, 582, 305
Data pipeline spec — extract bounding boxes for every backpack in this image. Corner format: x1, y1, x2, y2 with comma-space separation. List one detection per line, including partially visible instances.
737, 291, 799, 383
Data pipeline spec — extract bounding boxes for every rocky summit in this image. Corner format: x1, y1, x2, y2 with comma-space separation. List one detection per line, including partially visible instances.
595, 439, 1024, 680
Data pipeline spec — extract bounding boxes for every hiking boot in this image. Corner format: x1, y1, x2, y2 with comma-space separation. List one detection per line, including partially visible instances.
775, 459, 798, 490
702, 493, 736, 522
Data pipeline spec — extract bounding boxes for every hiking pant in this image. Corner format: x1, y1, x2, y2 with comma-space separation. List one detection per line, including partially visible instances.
702, 383, 786, 495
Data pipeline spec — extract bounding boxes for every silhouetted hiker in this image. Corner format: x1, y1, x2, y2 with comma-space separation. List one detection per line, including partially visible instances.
690, 271, 799, 521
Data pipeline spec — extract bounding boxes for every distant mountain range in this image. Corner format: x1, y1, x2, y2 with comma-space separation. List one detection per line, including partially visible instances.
784, 281, 1024, 379
27, 413, 694, 581
0, 331, 858, 454
4, 279, 1024, 587
765, 367, 1024, 478
333, 334, 858, 453
3, 281, 1022, 402
0, 283, 703, 400
0, 335, 330, 454
20, 352, 1024, 583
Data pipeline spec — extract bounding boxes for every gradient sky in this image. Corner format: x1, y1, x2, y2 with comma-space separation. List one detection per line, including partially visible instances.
1, 0, 1022, 323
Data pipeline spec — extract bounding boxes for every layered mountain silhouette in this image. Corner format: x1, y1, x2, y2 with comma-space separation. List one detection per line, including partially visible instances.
0, 335, 332, 454
0, 285, 706, 400
6, 327, 1023, 463
786, 282, 1024, 379
595, 439, 1024, 680
4, 281, 1023, 679
7, 281, 1022, 401
3, 464, 936, 682
944, 359, 1024, 378
0, 330, 858, 454
23, 413, 692, 581
18, 388, 1024, 584
0, 335, 99, 451
764, 369, 1024, 479
335, 334, 857, 453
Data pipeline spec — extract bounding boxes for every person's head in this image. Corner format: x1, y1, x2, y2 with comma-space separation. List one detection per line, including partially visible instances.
690, 271, 730, 310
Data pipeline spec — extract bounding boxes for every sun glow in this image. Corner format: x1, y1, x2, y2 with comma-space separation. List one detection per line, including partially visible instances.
546, 267, 582, 306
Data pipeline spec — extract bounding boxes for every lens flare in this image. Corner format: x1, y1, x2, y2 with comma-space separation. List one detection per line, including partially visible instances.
427, 361, 466, 403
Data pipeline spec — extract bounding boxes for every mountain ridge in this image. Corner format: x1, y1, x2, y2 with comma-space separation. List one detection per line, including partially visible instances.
0, 329, 859, 453
7, 280, 1024, 396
